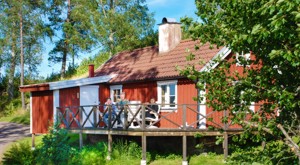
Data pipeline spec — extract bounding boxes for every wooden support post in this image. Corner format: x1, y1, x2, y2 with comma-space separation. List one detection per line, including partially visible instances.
223, 131, 228, 159
183, 104, 187, 129
93, 106, 97, 128
31, 133, 35, 150
107, 133, 112, 160
79, 131, 83, 149
223, 109, 228, 159
108, 106, 111, 129
142, 105, 146, 130
66, 108, 70, 128
182, 135, 188, 165
124, 106, 128, 130
141, 133, 147, 165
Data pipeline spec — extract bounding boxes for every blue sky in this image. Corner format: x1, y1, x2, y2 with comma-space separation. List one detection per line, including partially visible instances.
38, 0, 198, 78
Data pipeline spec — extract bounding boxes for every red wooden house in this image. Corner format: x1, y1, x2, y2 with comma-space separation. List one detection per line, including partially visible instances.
20, 18, 255, 135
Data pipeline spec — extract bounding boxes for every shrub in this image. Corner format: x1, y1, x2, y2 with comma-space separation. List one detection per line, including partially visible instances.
71, 142, 107, 165
228, 140, 298, 164
37, 126, 76, 164
2, 142, 36, 165
111, 140, 141, 160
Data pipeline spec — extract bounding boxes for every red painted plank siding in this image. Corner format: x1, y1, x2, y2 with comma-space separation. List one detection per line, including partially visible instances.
99, 84, 110, 105
123, 81, 157, 103
59, 87, 80, 107
159, 79, 198, 128
59, 87, 80, 128
32, 90, 53, 133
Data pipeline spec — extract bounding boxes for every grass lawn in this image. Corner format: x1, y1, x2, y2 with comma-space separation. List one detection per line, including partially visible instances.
0, 110, 30, 125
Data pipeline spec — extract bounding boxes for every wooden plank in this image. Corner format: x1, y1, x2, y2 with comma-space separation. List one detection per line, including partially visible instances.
141, 134, 146, 162
32, 133, 35, 149
79, 131, 83, 149
223, 131, 228, 159
182, 135, 187, 164
107, 132, 112, 160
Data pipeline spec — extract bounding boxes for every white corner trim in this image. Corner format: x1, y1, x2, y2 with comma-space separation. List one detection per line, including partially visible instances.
200, 47, 232, 72
53, 90, 59, 125
49, 74, 115, 90
30, 93, 32, 134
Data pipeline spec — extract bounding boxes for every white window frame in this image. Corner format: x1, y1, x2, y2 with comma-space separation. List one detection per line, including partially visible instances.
157, 80, 178, 111
232, 81, 255, 113
110, 85, 122, 103
236, 51, 251, 66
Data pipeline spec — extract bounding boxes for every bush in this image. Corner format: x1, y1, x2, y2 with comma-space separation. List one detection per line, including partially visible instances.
37, 126, 76, 164
111, 140, 141, 160
228, 140, 298, 164
2, 142, 36, 165
70, 142, 107, 165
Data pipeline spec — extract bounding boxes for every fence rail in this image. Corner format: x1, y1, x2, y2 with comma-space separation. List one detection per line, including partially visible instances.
56, 103, 249, 132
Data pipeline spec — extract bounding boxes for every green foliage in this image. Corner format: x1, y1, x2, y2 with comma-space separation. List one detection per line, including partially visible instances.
180, 0, 300, 161
70, 142, 107, 165
189, 153, 224, 165
2, 142, 36, 165
10, 110, 30, 125
1, 98, 22, 116
37, 126, 75, 164
111, 140, 142, 160
228, 140, 298, 165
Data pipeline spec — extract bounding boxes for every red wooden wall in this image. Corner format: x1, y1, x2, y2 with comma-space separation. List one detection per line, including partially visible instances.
123, 81, 157, 103
99, 84, 110, 105
205, 52, 260, 129
59, 87, 80, 128
159, 79, 198, 128
31, 90, 53, 133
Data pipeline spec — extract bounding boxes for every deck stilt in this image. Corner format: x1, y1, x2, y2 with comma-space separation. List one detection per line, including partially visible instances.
107, 132, 112, 160
79, 131, 83, 149
141, 134, 147, 165
223, 131, 228, 159
182, 135, 188, 165
31, 133, 35, 150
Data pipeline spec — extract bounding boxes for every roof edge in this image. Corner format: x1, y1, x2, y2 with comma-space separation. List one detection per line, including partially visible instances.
200, 47, 231, 72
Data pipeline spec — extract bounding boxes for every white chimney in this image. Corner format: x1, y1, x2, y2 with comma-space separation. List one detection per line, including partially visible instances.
158, 17, 182, 53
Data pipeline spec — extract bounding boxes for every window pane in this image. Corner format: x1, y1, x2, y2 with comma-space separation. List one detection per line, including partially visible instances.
113, 89, 121, 102
170, 96, 175, 107
169, 84, 175, 95
161, 85, 167, 96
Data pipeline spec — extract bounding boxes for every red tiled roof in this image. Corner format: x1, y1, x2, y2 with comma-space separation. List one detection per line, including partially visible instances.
94, 39, 223, 83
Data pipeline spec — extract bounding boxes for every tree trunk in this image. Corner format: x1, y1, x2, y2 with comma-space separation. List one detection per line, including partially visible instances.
19, 3, 25, 109
60, 0, 71, 79
8, 44, 16, 100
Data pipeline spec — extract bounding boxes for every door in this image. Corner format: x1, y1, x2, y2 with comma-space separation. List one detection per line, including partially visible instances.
80, 85, 99, 127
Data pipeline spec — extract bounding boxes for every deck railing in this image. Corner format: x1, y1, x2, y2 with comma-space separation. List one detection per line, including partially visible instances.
56, 103, 254, 132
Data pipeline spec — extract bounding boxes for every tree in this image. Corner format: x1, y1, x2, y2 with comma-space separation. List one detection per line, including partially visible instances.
180, 0, 300, 162
85, 0, 156, 56
47, 0, 94, 79
0, 0, 46, 103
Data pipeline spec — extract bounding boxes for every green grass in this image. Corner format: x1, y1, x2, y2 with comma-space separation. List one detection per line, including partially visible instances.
0, 110, 30, 125
189, 153, 225, 165
148, 153, 224, 165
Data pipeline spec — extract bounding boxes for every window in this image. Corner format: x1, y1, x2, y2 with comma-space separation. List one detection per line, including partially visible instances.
236, 51, 250, 66
110, 85, 122, 103
232, 81, 255, 112
157, 80, 177, 109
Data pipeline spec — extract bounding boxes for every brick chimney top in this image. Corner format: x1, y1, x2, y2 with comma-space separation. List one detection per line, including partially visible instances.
158, 17, 182, 53
88, 64, 94, 78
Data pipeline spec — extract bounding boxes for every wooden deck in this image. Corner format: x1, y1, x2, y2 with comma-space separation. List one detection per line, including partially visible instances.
51, 104, 246, 164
